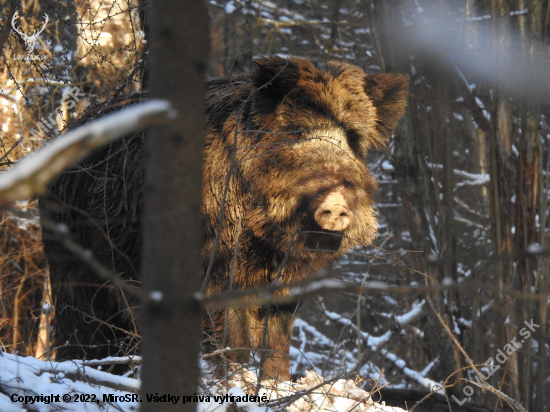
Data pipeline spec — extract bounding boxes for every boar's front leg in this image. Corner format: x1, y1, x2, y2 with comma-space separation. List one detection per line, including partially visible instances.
227, 305, 294, 381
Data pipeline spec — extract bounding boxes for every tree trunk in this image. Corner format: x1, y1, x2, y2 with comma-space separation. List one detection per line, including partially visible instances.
139, 0, 209, 410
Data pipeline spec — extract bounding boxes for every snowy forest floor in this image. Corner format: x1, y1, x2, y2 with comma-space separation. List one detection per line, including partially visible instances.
0, 352, 408, 412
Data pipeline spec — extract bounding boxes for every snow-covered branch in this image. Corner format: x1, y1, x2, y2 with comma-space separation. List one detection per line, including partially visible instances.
0, 352, 140, 411
0, 99, 176, 207
322, 301, 440, 392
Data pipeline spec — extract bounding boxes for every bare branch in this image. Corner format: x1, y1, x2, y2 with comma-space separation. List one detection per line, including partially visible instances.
40, 217, 148, 302
199, 275, 549, 310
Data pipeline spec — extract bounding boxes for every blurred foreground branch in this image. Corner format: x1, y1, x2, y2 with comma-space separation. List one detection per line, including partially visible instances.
199, 272, 549, 310
0, 99, 176, 207
384, 5, 550, 102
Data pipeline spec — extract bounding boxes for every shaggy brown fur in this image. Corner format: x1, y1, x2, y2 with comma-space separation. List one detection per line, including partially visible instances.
40, 57, 408, 379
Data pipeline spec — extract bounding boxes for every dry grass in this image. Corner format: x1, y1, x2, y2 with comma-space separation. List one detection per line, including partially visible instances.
0, 200, 49, 358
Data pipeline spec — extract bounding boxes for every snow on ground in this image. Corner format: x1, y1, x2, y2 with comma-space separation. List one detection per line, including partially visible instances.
0, 352, 139, 411
0, 352, 407, 412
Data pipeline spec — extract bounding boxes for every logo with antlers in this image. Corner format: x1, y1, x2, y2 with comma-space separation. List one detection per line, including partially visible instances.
11, 11, 49, 54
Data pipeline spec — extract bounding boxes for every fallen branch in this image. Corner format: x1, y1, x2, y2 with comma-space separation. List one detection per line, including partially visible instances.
0, 352, 140, 398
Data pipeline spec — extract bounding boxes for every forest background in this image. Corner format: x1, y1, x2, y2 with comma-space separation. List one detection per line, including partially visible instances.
0, 0, 548, 411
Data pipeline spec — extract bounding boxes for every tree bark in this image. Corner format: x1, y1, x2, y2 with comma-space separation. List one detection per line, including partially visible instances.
139, 0, 209, 410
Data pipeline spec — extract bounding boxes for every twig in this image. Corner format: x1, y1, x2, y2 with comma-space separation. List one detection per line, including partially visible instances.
264, 371, 354, 408
40, 217, 148, 302
428, 299, 528, 412
72, 356, 142, 367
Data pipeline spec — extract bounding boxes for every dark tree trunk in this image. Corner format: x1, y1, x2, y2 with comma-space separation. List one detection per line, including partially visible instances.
139, 0, 209, 410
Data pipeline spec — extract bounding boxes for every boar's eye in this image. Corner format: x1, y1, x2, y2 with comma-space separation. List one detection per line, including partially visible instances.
346, 129, 361, 148
293, 130, 306, 139
346, 129, 360, 143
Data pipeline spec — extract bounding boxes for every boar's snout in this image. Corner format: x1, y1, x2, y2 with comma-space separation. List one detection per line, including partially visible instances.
314, 190, 354, 231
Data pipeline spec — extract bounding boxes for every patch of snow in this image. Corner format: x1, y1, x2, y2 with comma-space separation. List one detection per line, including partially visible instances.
225, 1, 236, 13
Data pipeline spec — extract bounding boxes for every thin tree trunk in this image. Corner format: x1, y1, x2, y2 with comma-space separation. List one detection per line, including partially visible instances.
517, 2, 543, 409
327, 0, 343, 58
139, 0, 209, 410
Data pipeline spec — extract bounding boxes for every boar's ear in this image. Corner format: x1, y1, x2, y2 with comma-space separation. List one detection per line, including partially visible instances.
364, 73, 409, 141
253, 56, 300, 108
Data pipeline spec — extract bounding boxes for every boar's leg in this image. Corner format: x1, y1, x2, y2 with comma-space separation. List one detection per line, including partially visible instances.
225, 305, 294, 381
260, 306, 294, 381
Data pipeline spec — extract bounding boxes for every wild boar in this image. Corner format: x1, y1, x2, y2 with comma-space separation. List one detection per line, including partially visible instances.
40, 56, 408, 380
